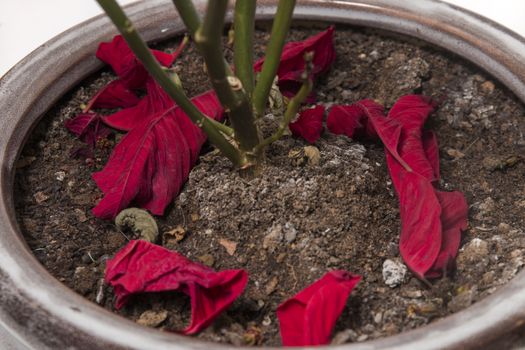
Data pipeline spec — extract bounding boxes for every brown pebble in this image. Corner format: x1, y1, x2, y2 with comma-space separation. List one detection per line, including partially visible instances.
480, 80, 495, 94
136, 310, 168, 328
446, 148, 465, 159
34, 191, 49, 204
265, 276, 279, 295
164, 225, 186, 244
219, 238, 238, 256
198, 254, 215, 267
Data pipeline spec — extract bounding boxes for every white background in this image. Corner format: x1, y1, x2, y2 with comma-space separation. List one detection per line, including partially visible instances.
1, 0, 525, 78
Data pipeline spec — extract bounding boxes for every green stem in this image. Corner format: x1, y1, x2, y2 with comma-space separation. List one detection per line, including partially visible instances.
234, 0, 256, 97
252, 0, 296, 117
254, 78, 312, 153
171, 0, 201, 35
195, 0, 261, 155
96, 0, 243, 166
208, 119, 234, 137
253, 52, 314, 153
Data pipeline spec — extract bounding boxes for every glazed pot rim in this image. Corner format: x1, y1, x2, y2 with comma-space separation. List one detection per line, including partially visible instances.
1, 0, 525, 349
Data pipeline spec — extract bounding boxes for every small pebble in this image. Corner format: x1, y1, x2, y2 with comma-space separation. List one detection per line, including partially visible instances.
55, 171, 66, 181
382, 259, 407, 288
497, 222, 511, 234
446, 148, 465, 159
448, 289, 475, 313
263, 224, 283, 250
262, 315, 272, 326
136, 310, 168, 328
34, 191, 49, 204
457, 238, 489, 266
198, 254, 215, 267
356, 334, 369, 342
283, 223, 297, 243
331, 329, 358, 345
480, 80, 495, 94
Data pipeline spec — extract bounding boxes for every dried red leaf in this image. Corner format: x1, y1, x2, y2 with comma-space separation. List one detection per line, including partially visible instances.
84, 80, 140, 111
289, 105, 325, 143
96, 35, 177, 90
276, 270, 361, 346
328, 95, 468, 279
105, 240, 248, 334
92, 89, 223, 219
101, 78, 174, 131
64, 112, 112, 158
254, 26, 335, 99
420, 131, 468, 277
327, 100, 412, 171
84, 35, 184, 112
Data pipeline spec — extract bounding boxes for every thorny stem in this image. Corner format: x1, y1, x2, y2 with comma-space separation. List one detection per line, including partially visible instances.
254, 52, 314, 153
195, 0, 261, 159
96, 0, 243, 166
234, 0, 256, 96
252, 0, 296, 117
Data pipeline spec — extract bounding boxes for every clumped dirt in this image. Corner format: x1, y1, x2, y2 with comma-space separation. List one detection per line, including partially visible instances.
14, 26, 525, 346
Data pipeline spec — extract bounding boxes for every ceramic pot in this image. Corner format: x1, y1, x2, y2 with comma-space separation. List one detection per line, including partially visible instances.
1, 1, 525, 349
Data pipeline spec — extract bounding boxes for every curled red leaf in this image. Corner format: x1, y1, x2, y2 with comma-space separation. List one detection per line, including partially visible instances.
255, 26, 335, 99
276, 270, 361, 346
64, 112, 112, 157
328, 95, 468, 279
105, 240, 248, 334
84, 80, 140, 111
289, 105, 325, 143
84, 35, 184, 112
101, 78, 175, 131
96, 35, 177, 90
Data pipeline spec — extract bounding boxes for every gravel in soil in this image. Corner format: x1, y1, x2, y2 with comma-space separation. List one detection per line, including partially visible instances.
14, 26, 525, 346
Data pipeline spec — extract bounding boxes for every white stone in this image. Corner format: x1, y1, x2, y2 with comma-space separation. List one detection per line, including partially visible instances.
382, 259, 407, 288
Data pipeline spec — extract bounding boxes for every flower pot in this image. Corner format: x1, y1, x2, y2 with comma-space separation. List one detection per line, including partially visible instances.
1, 0, 525, 349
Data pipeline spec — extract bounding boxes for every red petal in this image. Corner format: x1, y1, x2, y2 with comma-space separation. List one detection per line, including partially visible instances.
105, 240, 248, 334
255, 27, 335, 97
289, 105, 325, 143
276, 270, 361, 346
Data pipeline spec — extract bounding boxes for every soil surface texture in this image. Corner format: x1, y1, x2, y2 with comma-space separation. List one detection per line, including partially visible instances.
15, 26, 525, 346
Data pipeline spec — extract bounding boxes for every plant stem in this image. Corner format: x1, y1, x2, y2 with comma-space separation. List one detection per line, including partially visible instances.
254, 79, 312, 153
195, 0, 261, 157
234, 0, 256, 97
96, 0, 244, 166
252, 0, 296, 117
208, 119, 234, 137
171, 0, 201, 35
253, 52, 314, 153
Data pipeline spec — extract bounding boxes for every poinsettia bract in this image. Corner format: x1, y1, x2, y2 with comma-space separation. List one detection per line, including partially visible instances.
105, 240, 248, 335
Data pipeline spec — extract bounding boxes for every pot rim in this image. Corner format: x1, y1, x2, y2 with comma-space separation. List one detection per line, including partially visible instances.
1, 0, 525, 349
